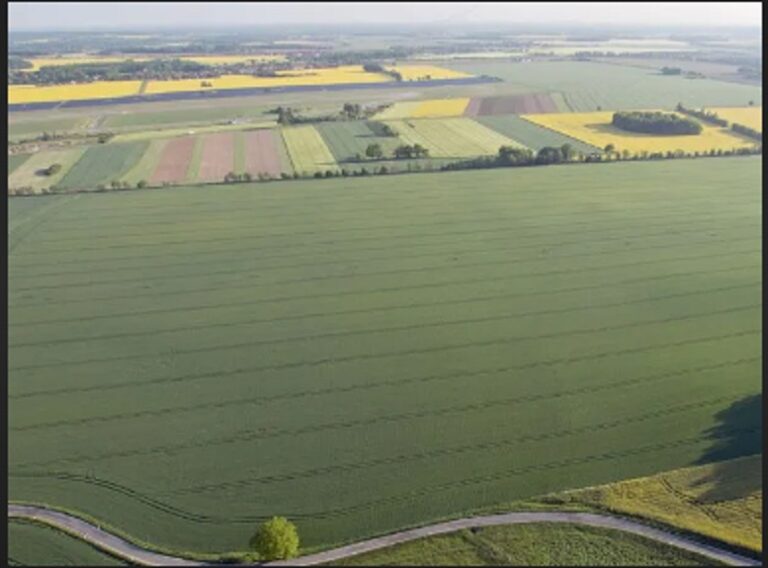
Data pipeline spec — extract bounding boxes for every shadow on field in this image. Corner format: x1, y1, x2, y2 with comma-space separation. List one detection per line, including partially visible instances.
696, 394, 762, 465
692, 394, 762, 502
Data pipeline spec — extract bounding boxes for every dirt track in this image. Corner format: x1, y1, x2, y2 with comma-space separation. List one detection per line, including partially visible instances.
8, 504, 760, 566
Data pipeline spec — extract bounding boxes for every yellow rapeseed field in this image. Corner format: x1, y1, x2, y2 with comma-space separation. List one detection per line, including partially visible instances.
387, 65, 472, 80
9, 81, 144, 104
374, 97, 470, 120
144, 66, 393, 95
709, 106, 762, 132
522, 110, 757, 154
10, 64, 474, 104
23, 54, 286, 71
413, 98, 470, 118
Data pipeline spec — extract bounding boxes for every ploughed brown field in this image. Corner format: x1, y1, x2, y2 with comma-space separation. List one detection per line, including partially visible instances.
244, 129, 284, 178
150, 136, 196, 184
198, 132, 236, 182
466, 93, 560, 116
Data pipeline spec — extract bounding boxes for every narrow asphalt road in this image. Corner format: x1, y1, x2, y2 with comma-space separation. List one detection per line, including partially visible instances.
8, 504, 760, 566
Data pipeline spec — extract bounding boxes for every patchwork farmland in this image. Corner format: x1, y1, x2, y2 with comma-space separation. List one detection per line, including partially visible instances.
7, 30, 763, 566
8, 157, 760, 554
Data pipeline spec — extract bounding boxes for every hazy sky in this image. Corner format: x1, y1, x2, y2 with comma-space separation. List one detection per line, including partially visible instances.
8, 2, 762, 31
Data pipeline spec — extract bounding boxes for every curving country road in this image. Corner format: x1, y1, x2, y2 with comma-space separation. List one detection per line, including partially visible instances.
8, 504, 760, 567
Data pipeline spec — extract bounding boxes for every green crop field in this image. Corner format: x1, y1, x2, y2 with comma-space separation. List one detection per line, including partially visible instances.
8, 520, 127, 566
282, 125, 339, 174
119, 139, 167, 185
9, 148, 88, 193
446, 61, 762, 111
477, 114, 600, 153
315, 121, 402, 163
8, 158, 760, 556
8, 117, 87, 142
385, 117, 524, 158
58, 142, 149, 190
102, 105, 273, 130
332, 523, 716, 566
9, 154, 32, 176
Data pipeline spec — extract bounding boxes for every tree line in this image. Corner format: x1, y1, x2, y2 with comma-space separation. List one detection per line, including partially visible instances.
675, 103, 728, 127
612, 111, 702, 135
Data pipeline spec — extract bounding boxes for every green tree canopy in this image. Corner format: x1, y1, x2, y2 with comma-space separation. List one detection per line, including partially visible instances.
250, 517, 300, 560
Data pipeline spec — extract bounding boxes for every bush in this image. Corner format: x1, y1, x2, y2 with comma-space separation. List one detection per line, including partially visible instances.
250, 517, 299, 561
44, 163, 62, 176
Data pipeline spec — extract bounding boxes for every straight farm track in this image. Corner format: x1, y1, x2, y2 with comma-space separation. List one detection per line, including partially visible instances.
8, 158, 761, 556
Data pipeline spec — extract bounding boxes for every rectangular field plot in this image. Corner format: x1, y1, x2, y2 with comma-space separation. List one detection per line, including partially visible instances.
282, 125, 338, 174
57, 142, 149, 190
385, 117, 526, 158
523, 111, 759, 154
477, 114, 600, 153
9, 148, 87, 193
149, 136, 197, 185
375, 98, 471, 120
196, 133, 236, 183
467, 93, 565, 116
242, 130, 291, 178
316, 121, 402, 163
8, 157, 760, 555
709, 107, 762, 132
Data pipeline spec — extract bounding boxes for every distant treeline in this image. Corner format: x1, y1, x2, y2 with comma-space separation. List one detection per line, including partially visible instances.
9, 56, 34, 69
9, 58, 294, 85
612, 111, 702, 135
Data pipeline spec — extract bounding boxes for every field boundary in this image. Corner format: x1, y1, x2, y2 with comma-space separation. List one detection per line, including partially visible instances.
7, 504, 759, 566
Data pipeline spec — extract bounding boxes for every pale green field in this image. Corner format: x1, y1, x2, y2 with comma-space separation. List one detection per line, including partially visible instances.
385, 118, 525, 158
282, 125, 339, 174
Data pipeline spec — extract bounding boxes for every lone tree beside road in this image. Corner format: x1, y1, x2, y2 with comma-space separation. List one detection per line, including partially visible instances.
250, 516, 300, 560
